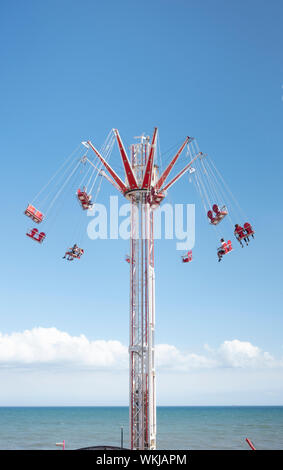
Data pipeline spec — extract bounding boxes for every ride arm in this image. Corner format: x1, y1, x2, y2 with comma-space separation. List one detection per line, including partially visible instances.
113, 129, 139, 190
87, 140, 128, 193
83, 156, 124, 193
99, 170, 124, 194
161, 153, 202, 192
154, 136, 192, 192
141, 127, 158, 189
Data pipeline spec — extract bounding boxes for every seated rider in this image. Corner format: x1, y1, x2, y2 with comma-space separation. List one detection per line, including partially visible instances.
72, 244, 79, 255
63, 243, 79, 260
217, 238, 226, 262
82, 186, 93, 208
234, 224, 248, 247
244, 222, 254, 240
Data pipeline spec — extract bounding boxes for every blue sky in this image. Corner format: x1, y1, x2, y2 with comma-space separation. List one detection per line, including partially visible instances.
0, 0, 283, 405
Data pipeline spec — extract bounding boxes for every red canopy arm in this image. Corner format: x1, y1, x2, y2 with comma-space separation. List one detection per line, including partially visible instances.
113, 129, 139, 190
162, 153, 201, 192
154, 136, 191, 192
87, 140, 128, 193
141, 127, 158, 189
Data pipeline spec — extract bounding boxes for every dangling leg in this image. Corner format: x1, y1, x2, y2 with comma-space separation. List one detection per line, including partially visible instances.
235, 235, 243, 248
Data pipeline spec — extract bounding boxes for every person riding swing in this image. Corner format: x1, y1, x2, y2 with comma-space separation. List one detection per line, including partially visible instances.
217, 238, 226, 262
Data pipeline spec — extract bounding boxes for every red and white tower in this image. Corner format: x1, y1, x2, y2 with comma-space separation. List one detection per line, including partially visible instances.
86, 128, 198, 450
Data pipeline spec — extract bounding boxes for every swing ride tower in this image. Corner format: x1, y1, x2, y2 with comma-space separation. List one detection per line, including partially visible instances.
25, 125, 254, 449
85, 128, 200, 450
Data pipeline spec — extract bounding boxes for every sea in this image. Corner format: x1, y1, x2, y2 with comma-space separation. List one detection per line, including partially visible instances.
0, 406, 282, 450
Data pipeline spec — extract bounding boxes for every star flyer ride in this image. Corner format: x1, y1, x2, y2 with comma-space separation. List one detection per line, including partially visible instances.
23, 128, 255, 449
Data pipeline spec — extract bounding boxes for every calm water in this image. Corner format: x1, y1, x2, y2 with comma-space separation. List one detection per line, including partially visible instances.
0, 406, 282, 450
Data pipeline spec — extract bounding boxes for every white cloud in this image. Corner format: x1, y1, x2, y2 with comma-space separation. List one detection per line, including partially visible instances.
217, 339, 278, 368
155, 344, 217, 370
0, 328, 282, 371
0, 327, 128, 369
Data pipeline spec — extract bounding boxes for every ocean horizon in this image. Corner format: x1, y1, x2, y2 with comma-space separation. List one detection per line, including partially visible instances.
0, 406, 282, 450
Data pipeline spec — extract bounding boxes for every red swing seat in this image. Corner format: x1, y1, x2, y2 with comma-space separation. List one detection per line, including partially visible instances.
244, 222, 255, 237
236, 232, 247, 240
182, 250, 193, 263
24, 204, 44, 223
150, 190, 166, 209
234, 226, 248, 241
26, 228, 46, 243
77, 189, 93, 210
223, 240, 233, 254
218, 240, 233, 255
207, 204, 228, 225
65, 248, 84, 260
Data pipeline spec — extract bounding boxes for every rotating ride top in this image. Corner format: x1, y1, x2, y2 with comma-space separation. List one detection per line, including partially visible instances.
23, 129, 254, 264
23, 127, 255, 450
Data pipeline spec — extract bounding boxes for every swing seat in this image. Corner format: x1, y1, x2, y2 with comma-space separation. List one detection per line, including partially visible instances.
236, 232, 247, 241
207, 204, 228, 225
77, 189, 93, 210
24, 204, 44, 223
65, 248, 84, 260
224, 240, 233, 253
244, 222, 255, 237
150, 191, 166, 209
182, 250, 193, 263
26, 228, 46, 243
218, 240, 233, 255
235, 227, 249, 241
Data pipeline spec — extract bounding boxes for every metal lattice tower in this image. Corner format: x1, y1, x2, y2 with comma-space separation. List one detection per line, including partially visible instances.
86, 128, 198, 450
128, 136, 156, 450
